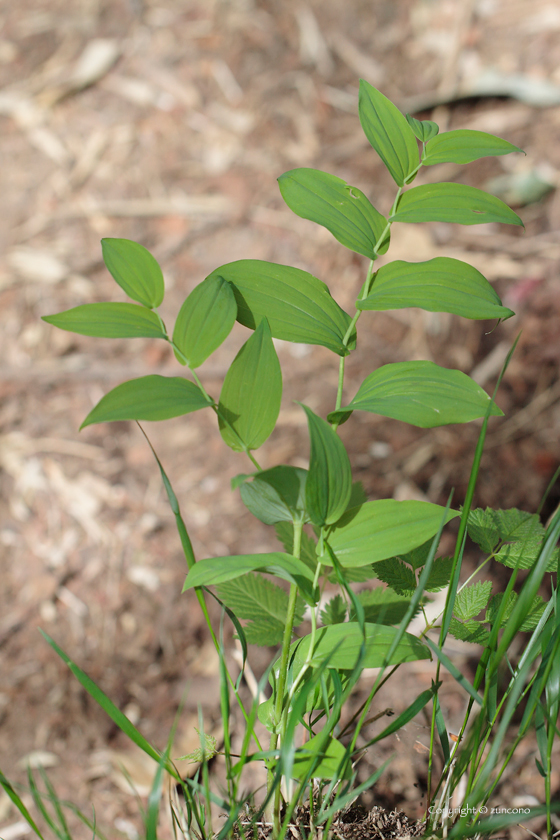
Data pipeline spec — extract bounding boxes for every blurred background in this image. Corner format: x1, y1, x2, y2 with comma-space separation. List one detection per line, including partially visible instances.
1, 0, 560, 836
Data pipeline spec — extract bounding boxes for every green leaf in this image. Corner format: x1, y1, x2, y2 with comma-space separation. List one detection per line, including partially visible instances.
42, 302, 167, 339
182, 552, 316, 594
206, 260, 355, 356
391, 183, 523, 226
177, 730, 218, 762
291, 732, 350, 781
397, 537, 439, 570
328, 499, 458, 568
371, 559, 417, 595
351, 587, 416, 625
406, 114, 439, 142
423, 129, 523, 166
348, 481, 368, 509
278, 168, 389, 259
218, 318, 282, 451
172, 275, 237, 368
495, 539, 559, 572
467, 508, 500, 553
357, 258, 514, 320
454, 581, 493, 621
320, 594, 347, 626
425, 557, 454, 592
101, 238, 164, 308
290, 622, 430, 669
485, 591, 516, 628
329, 361, 502, 428
243, 618, 285, 646
239, 466, 308, 525
80, 375, 209, 429
491, 508, 543, 541
448, 617, 490, 646
358, 80, 419, 186
301, 404, 352, 526
274, 522, 318, 571
216, 572, 304, 625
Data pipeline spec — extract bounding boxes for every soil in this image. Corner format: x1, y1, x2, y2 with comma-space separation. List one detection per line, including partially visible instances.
1, 0, 560, 838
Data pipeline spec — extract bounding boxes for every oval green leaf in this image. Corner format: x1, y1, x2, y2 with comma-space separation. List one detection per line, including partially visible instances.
278, 168, 389, 259
101, 238, 164, 308
218, 318, 282, 451
206, 260, 355, 356
406, 114, 439, 143
80, 375, 208, 429
328, 499, 458, 568
292, 622, 430, 668
358, 80, 419, 187
43, 302, 167, 339
182, 552, 316, 598
391, 183, 523, 226
172, 275, 237, 368
301, 404, 352, 527
290, 732, 351, 781
330, 360, 503, 428
239, 466, 308, 525
423, 129, 523, 166
357, 257, 514, 320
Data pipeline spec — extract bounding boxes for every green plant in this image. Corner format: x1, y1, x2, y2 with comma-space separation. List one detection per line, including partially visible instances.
4, 81, 560, 840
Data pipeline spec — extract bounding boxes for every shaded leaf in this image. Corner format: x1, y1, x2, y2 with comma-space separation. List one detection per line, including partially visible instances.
320, 595, 347, 626
301, 404, 352, 526
239, 466, 308, 525
492, 508, 543, 541
278, 168, 389, 259
206, 260, 355, 355
329, 361, 502, 428
218, 318, 282, 451
274, 522, 317, 571
467, 508, 500, 553
43, 302, 167, 339
291, 732, 350, 781
328, 499, 458, 568
357, 258, 514, 321
351, 587, 416, 625
397, 537, 440, 571
101, 238, 164, 308
358, 81, 419, 186
454, 581, 493, 621
423, 129, 523, 166
216, 572, 304, 625
172, 275, 237, 368
495, 539, 559, 572
182, 552, 316, 600
425, 557, 454, 592
406, 114, 439, 142
448, 618, 491, 646
391, 183, 523, 226
80, 375, 208, 429
242, 619, 284, 646
372, 558, 417, 595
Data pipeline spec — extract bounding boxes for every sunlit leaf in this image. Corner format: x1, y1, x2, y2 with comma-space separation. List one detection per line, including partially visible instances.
101, 238, 164, 308
359, 80, 419, 186
423, 129, 523, 166
239, 466, 308, 524
43, 302, 167, 338
172, 275, 237, 368
406, 114, 439, 142
391, 183, 523, 226
301, 404, 352, 526
80, 375, 208, 429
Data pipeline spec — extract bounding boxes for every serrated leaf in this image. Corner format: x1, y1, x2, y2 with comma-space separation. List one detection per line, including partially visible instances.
491, 508, 543, 541
218, 318, 282, 451
357, 258, 514, 321
172, 275, 236, 368
278, 168, 389, 259
454, 581, 493, 621
495, 539, 559, 572
301, 404, 352, 527
177, 730, 218, 763
519, 596, 547, 631
182, 552, 316, 597
239, 466, 308, 525
328, 499, 458, 568
397, 537, 440, 570
485, 591, 516, 627
467, 508, 500, 553
42, 302, 167, 339
206, 260, 355, 356
425, 557, 454, 592
216, 573, 304, 624
406, 114, 439, 142
242, 619, 285, 646
80, 375, 208, 429
101, 238, 164, 308
423, 129, 523, 166
358, 81, 419, 186
329, 361, 502, 428
351, 587, 415, 625
448, 617, 491, 646
274, 522, 317, 571
320, 595, 347, 626
391, 183, 523, 227
371, 558, 417, 595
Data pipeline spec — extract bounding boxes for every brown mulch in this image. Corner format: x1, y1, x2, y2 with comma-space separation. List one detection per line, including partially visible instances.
1, 0, 560, 838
